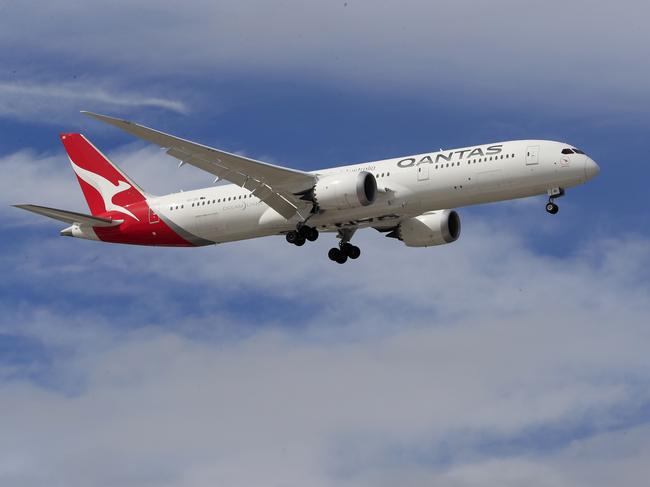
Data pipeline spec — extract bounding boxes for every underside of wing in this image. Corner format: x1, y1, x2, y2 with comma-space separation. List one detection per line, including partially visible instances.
82, 112, 317, 220
13, 204, 122, 227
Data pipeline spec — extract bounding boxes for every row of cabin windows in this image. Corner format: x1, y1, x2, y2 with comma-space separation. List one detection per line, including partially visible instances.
169, 194, 255, 211
447, 153, 517, 168
424, 153, 517, 172
375, 172, 390, 178
465, 153, 516, 165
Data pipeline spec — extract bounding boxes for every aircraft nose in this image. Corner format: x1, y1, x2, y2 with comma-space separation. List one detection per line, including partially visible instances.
584, 156, 600, 179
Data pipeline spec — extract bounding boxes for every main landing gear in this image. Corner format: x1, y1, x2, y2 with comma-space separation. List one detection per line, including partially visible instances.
327, 228, 360, 264
285, 225, 361, 264
286, 224, 319, 246
545, 187, 564, 215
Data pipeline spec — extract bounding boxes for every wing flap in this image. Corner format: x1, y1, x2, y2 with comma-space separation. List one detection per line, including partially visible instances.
13, 204, 122, 227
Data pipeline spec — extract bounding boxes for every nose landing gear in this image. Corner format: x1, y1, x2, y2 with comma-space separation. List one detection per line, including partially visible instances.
545, 187, 564, 215
546, 201, 559, 214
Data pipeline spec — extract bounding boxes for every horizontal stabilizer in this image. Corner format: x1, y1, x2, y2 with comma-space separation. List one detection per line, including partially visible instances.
13, 204, 122, 227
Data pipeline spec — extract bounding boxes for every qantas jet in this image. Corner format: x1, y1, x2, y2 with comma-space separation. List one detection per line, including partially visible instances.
14, 112, 600, 264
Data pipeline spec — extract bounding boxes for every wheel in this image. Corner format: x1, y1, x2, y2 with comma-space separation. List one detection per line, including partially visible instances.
294, 237, 306, 246
286, 230, 299, 244
546, 202, 559, 214
328, 247, 341, 261
306, 227, 319, 242
335, 253, 348, 264
348, 245, 361, 259
298, 225, 310, 239
340, 242, 354, 256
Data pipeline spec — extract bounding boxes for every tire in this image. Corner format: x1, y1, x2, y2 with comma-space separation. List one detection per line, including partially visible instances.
294, 237, 306, 246
340, 242, 354, 256
328, 248, 341, 261
286, 231, 298, 244
348, 245, 361, 259
335, 254, 348, 264
306, 227, 319, 242
546, 202, 559, 214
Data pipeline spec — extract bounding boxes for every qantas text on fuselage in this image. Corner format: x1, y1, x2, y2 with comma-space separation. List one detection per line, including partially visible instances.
14, 112, 600, 264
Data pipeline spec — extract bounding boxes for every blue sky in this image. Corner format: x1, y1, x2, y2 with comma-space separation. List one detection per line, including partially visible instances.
1, 1, 650, 486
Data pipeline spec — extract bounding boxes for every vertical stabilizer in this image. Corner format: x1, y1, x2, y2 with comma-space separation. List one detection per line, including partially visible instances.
60, 133, 147, 220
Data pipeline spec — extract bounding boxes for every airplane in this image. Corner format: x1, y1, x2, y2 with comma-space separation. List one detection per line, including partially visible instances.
14, 112, 600, 264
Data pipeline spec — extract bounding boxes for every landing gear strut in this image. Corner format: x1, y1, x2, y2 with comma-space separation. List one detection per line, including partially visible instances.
545, 187, 564, 215
327, 228, 361, 264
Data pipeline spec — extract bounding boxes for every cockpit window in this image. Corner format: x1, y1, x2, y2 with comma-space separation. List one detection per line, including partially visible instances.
561, 148, 574, 154
573, 148, 586, 154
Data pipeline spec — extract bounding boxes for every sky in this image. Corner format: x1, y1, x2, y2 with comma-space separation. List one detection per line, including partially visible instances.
1, 1, 650, 486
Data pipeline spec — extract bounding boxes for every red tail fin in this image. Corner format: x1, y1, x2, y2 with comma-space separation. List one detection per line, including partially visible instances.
60, 133, 147, 219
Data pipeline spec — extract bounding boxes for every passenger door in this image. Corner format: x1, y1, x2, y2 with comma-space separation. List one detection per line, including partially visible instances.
417, 164, 430, 181
526, 145, 540, 165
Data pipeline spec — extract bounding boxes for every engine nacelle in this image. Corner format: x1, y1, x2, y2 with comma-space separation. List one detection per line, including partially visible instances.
395, 210, 461, 247
312, 171, 377, 210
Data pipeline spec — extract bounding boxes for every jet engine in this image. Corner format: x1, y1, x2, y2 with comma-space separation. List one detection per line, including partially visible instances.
312, 171, 377, 210
390, 210, 461, 247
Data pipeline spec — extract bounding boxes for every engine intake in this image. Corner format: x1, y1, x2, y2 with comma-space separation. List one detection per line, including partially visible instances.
312, 171, 377, 210
393, 210, 461, 247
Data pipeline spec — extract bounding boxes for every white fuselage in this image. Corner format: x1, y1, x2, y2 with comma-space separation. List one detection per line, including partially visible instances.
149, 140, 599, 244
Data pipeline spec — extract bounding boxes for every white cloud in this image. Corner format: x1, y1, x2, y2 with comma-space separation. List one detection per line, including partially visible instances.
1, 201, 649, 486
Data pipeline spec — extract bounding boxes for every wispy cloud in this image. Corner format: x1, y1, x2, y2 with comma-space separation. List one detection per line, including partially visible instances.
0, 80, 188, 122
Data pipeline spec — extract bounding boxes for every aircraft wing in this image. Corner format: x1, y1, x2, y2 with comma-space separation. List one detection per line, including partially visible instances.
13, 204, 122, 226
82, 112, 316, 220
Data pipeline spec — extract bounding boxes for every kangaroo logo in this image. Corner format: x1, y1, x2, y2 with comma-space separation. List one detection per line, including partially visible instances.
69, 159, 140, 221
